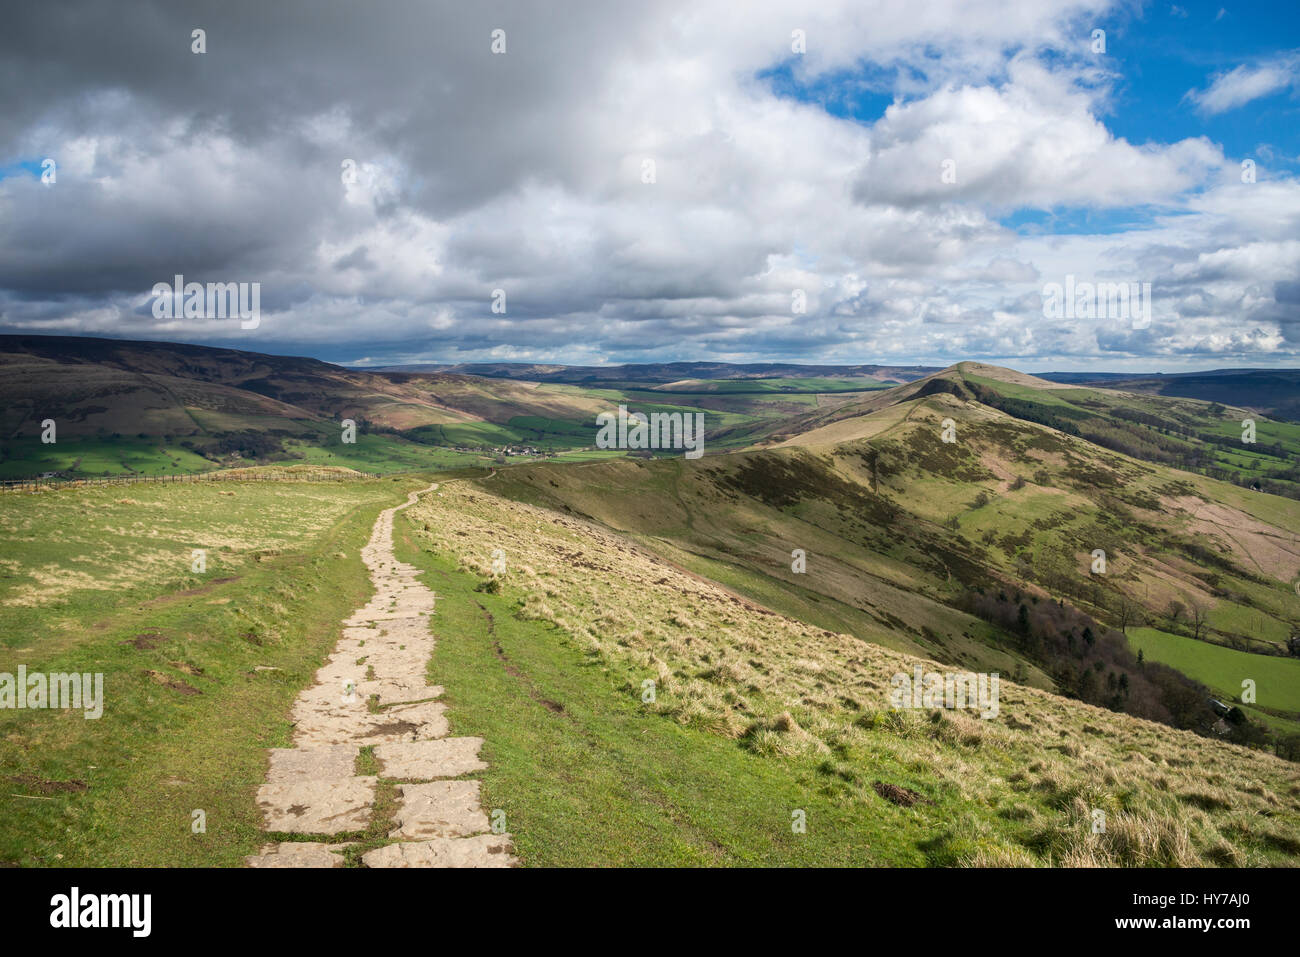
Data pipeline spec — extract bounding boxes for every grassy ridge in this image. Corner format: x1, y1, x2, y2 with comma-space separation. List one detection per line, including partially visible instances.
394, 526, 925, 865
397, 480, 1300, 866
478, 393, 1300, 746
0, 473, 424, 865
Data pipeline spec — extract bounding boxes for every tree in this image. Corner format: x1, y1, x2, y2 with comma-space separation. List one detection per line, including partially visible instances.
1114, 594, 1142, 634
1188, 603, 1209, 641
1166, 600, 1185, 630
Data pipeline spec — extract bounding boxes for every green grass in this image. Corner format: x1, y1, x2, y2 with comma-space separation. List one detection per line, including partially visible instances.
398, 478, 1300, 867
649, 377, 888, 395
0, 436, 216, 479
0, 474, 426, 865
285, 434, 486, 472
1127, 626, 1300, 724
394, 515, 957, 865
0, 432, 492, 481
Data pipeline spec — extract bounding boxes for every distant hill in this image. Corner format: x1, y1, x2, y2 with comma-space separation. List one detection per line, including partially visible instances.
0, 335, 625, 477
1040, 369, 1300, 421
754, 361, 1300, 500
373, 359, 939, 385
5, 336, 1297, 492
0, 335, 631, 434
0, 336, 903, 478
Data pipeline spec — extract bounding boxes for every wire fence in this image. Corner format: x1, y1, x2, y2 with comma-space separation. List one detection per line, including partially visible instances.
0, 466, 388, 494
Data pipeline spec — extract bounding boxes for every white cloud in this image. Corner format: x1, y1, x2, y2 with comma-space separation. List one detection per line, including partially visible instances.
1188, 53, 1300, 114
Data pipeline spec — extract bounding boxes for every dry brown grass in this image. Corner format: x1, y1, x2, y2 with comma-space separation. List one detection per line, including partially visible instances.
411, 481, 1300, 866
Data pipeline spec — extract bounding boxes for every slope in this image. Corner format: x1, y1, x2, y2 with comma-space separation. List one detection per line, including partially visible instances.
392, 477, 1300, 866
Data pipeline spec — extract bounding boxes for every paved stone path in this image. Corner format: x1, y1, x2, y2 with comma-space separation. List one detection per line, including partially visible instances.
246, 483, 516, 868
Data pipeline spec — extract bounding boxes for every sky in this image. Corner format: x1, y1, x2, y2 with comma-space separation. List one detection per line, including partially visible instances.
1, 0, 1298, 372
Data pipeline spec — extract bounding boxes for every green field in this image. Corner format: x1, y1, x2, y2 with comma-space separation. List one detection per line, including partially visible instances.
1127, 627, 1300, 726
0, 436, 216, 480
284, 434, 488, 472
647, 376, 889, 395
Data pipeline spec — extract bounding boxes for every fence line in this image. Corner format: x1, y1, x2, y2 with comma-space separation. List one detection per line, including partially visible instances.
0, 467, 388, 494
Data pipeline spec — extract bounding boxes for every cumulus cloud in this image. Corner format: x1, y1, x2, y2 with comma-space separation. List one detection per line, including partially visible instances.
0, 0, 1296, 367
855, 58, 1223, 210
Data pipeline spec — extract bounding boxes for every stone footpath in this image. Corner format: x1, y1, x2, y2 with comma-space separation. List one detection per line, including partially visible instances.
246, 483, 516, 868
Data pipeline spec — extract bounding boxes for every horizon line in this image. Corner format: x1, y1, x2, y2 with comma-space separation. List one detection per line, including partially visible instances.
2, 331, 1298, 376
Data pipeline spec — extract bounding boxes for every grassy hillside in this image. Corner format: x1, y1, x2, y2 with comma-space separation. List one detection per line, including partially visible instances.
483, 383, 1300, 743
777, 362, 1300, 500
393, 479, 1300, 866
0, 336, 880, 478
1046, 369, 1300, 423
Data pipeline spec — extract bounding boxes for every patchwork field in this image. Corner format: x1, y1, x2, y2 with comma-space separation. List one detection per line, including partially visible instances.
1128, 627, 1300, 730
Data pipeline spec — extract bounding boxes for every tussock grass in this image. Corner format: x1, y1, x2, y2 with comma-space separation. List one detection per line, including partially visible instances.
405, 481, 1300, 866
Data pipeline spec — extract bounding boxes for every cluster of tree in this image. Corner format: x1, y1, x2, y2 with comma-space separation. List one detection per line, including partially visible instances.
355, 417, 399, 436
1109, 405, 1197, 437
966, 589, 1212, 725
1073, 421, 1209, 467
966, 588, 1298, 759
967, 384, 1205, 467
182, 430, 286, 460
1200, 433, 1291, 461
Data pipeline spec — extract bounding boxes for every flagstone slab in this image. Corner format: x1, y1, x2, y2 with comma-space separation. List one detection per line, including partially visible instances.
374, 737, 485, 779
256, 776, 377, 834
359, 679, 444, 705
245, 842, 353, 868
352, 701, 450, 745
265, 744, 359, 783
361, 834, 516, 868
390, 781, 489, 839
